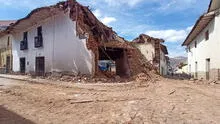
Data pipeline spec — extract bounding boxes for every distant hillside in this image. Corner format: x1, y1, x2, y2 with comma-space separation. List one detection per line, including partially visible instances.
170, 56, 187, 69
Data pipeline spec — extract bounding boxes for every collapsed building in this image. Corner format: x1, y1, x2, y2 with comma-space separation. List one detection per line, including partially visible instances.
132, 34, 169, 76
0, 0, 152, 78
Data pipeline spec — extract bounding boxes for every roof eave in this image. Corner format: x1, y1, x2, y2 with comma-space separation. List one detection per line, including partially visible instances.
182, 12, 215, 46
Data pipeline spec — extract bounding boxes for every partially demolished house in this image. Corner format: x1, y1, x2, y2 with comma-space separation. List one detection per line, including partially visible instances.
182, 0, 220, 80
0, 0, 149, 78
0, 20, 16, 73
132, 34, 169, 76
160, 44, 169, 76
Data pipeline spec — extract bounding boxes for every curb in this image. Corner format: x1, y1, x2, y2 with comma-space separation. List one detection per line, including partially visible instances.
0, 75, 29, 82
0, 75, 46, 85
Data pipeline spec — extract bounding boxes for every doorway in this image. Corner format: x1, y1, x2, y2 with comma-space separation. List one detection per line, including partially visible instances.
35, 57, 45, 76
99, 47, 131, 77
6, 56, 10, 73
206, 59, 210, 80
195, 62, 198, 79
20, 58, 26, 74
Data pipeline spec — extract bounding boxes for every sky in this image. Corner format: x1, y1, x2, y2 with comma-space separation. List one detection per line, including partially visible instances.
0, 0, 210, 57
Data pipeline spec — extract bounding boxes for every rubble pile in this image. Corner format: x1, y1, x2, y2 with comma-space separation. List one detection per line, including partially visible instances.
128, 44, 155, 75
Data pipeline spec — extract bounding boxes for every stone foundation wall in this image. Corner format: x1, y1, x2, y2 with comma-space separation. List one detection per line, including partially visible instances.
193, 69, 220, 81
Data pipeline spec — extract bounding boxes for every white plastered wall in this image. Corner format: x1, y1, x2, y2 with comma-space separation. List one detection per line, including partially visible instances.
12, 11, 93, 75
187, 14, 220, 75
135, 42, 155, 64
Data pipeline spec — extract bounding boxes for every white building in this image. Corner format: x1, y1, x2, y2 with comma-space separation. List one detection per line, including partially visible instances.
182, 0, 220, 80
160, 44, 169, 76
1, 1, 133, 77
133, 34, 169, 76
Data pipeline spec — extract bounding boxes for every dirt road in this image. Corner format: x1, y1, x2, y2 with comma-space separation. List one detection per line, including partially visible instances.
0, 77, 220, 124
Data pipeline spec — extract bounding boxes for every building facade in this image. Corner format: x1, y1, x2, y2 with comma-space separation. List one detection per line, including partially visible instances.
133, 34, 169, 76
11, 10, 94, 76
0, 1, 144, 78
160, 44, 169, 76
182, 0, 220, 80
0, 21, 15, 73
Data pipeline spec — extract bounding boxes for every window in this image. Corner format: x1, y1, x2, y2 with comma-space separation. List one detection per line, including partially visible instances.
35, 26, 43, 48
205, 30, 209, 40
37, 26, 42, 37
20, 32, 28, 50
195, 61, 198, 79
7, 36, 10, 47
195, 41, 197, 48
24, 32, 28, 42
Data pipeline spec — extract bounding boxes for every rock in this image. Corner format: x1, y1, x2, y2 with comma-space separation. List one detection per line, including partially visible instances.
115, 76, 121, 82
51, 72, 63, 78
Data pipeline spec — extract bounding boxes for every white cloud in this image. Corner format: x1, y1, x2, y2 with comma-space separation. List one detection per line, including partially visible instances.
93, 9, 117, 26
145, 26, 192, 42
0, 0, 60, 9
101, 17, 117, 25
158, 0, 198, 11
93, 9, 102, 18
104, 0, 144, 7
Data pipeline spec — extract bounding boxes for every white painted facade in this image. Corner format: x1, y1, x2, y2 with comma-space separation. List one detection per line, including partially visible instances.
134, 43, 155, 64
160, 51, 168, 76
0, 34, 11, 49
12, 11, 94, 75
134, 42, 168, 76
187, 13, 220, 79
176, 65, 188, 74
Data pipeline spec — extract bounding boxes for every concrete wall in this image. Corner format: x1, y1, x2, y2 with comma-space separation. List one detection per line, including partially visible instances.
12, 11, 93, 75
187, 14, 220, 80
134, 43, 155, 64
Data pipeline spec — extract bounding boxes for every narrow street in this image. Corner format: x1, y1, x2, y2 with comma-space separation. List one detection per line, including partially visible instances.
0, 77, 219, 124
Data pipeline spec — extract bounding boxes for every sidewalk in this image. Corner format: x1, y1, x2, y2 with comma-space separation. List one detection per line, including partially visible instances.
0, 74, 63, 85
0, 74, 135, 88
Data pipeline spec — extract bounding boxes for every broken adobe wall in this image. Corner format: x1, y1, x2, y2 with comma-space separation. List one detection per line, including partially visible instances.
133, 43, 155, 64
67, 1, 156, 78
115, 49, 131, 77
127, 43, 155, 76
132, 34, 163, 66
67, 1, 117, 77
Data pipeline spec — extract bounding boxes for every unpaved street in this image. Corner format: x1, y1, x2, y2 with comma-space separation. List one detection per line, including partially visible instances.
0, 77, 220, 124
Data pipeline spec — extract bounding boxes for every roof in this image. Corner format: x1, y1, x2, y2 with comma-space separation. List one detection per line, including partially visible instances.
208, 0, 220, 12
132, 34, 164, 43
160, 44, 168, 54
6, 1, 117, 43
7, 4, 64, 33
182, 12, 215, 46
101, 41, 135, 49
0, 20, 16, 27
0, 20, 16, 31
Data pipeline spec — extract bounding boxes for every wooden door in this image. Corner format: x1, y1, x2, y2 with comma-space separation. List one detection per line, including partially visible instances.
36, 57, 45, 76
20, 58, 26, 74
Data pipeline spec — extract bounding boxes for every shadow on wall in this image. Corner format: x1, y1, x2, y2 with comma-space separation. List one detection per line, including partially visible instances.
0, 106, 35, 124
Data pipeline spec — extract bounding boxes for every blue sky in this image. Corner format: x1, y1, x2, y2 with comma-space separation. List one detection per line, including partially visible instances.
0, 0, 210, 57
